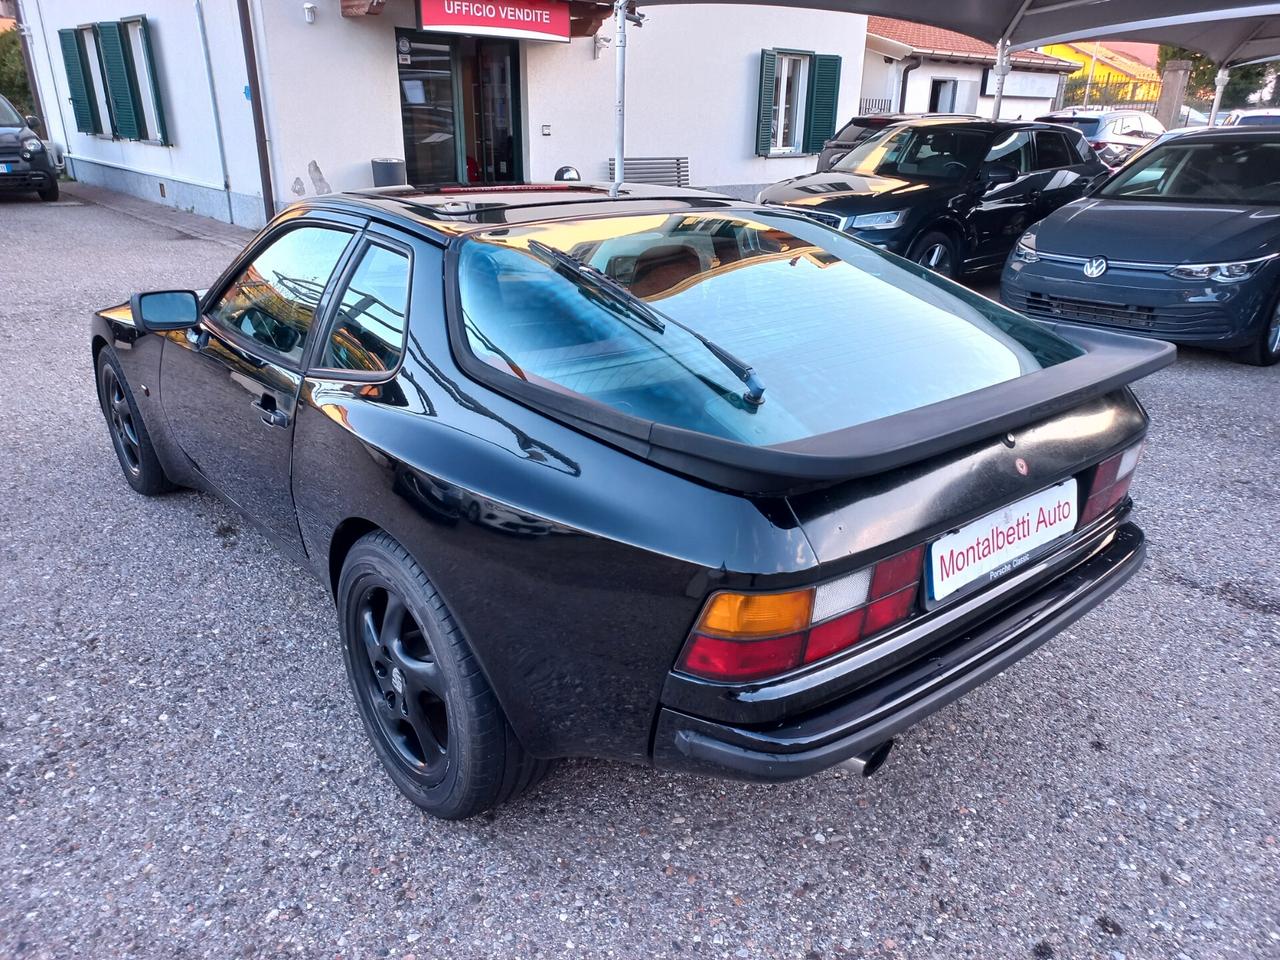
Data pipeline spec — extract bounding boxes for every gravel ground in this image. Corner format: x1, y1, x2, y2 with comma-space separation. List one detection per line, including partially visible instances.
1, 189, 1277, 960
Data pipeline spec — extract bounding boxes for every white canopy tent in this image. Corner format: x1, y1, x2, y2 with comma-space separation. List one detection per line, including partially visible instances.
605, 0, 1280, 186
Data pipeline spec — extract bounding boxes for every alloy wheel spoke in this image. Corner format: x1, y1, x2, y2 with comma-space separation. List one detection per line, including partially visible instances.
112, 393, 130, 416
399, 657, 446, 699
359, 604, 382, 667
379, 593, 407, 651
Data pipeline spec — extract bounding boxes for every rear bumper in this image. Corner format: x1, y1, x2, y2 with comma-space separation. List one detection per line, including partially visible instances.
653, 521, 1144, 782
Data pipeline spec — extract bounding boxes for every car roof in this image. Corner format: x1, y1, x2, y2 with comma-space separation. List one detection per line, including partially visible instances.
303, 183, 753, 241
1151, 126, 1280, 143
1227, 108, 1280, 116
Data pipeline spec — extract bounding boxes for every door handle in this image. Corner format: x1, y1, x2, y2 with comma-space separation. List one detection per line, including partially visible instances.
251, 396, 291, 428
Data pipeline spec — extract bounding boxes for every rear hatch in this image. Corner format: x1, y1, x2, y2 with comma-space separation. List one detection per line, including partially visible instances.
450, 206, 1173, 496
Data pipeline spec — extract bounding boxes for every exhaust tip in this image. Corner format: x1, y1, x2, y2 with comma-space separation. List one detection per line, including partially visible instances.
860, 739, 893, 777
837, 739, 894, 778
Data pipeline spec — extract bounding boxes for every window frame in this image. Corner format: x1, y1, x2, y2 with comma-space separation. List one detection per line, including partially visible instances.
199, 213, 364, 371
770, 50, 811, 155
308, 231, 416, 383
77, 24, 115, 140
121, 15, 170, 145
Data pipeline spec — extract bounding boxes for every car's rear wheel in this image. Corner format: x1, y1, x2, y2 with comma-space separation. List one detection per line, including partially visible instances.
38, 180, 59, 202
337, 531, 553, 819
909, 230, 959, 278
96, 348, 175, 495
1234, 292, 1280, 367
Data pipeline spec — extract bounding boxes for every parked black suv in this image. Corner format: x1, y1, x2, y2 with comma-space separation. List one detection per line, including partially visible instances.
0, 95, 58, 202
816, 112, 981, 172
760, 118, 1108, 278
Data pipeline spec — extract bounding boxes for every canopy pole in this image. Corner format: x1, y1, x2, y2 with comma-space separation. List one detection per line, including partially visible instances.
991, 38, 1011, 119
611, 0, 627, 196
1208, 66, 1230, 124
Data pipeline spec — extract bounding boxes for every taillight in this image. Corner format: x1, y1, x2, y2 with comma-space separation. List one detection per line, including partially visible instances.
677, 545, 925, 682
1080, 442, 1144, 526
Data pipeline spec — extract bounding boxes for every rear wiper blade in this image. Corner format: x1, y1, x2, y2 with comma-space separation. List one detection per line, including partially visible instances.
524, 240, 765, 406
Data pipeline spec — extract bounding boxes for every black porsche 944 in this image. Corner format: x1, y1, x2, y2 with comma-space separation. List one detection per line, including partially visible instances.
92, 184, 1173, 819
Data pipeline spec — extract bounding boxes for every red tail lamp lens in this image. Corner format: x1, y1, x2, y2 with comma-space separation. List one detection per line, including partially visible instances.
678, 546, 925, 682
1080, 442, 1143, 525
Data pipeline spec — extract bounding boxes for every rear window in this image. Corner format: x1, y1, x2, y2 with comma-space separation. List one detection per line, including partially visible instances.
456, 212, 1082, 447
1238, 114, 1280, 126
1041, 116, 1100, 137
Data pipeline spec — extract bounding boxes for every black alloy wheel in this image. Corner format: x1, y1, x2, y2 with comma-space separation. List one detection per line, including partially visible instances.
910, 230, 958, 279
338, 531, 553, 819
351, 583, 452, 783
96, 348, 174, 495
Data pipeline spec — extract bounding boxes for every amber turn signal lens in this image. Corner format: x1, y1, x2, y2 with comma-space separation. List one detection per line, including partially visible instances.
697, 589, 814, 638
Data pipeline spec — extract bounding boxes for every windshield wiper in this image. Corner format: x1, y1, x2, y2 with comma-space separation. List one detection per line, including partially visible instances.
524, 240, 766, 406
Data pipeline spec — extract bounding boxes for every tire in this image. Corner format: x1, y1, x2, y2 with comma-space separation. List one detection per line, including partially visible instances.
338, 531, 553, 819
96, 347, 176, 495
909, 230, 959, 279
37, 179, 59, 202
1232, 292, 1280, 367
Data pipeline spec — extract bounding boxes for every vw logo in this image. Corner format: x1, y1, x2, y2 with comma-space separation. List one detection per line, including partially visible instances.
1083, 256, 1108, 279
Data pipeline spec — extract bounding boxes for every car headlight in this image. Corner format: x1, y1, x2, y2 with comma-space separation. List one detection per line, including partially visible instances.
21, 138, 43, 153
849, 210, 906, 231
1014, 229, 1039, 263
1169, 254, 1277, 283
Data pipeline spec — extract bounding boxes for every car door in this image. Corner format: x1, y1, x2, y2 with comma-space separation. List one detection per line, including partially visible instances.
1032, 128, 1095, 218
967, 129, 1039, 268
160, 213, 362, 552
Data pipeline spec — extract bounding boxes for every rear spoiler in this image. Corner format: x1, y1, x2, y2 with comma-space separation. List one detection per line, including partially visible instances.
528, 323, 1174, 496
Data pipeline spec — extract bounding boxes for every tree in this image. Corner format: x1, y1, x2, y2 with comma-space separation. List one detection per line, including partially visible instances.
0, 28, 34, 115
1158, 44, 1267, 109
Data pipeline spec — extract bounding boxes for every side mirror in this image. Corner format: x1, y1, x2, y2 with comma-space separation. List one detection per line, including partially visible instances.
130, 290, 200, 333
24, 115, 41, 133
982, 163, 1019, 189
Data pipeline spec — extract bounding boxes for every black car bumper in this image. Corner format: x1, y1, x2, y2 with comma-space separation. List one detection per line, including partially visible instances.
1001, 255, 1277, 351
0, 156, 55, 194
653, 520, 1144, 782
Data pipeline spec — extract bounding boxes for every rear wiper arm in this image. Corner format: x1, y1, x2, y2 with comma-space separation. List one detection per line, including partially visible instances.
524, 240, 765, 406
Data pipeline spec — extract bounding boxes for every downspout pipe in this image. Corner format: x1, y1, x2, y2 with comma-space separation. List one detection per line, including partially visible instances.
897, 55, 922, 112
236, 0, 275, 224
194, 0, 234, 223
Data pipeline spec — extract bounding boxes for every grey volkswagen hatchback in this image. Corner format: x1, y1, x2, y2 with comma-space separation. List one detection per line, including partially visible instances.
1002, 128, 1280, 365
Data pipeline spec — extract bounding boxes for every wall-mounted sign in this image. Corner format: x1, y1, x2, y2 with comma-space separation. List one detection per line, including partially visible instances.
418, 0, 570, 43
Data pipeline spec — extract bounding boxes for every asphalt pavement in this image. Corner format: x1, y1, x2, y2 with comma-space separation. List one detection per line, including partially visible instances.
1, 188, 1277, 960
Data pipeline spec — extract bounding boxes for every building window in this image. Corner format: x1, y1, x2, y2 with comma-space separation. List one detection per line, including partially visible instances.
57, 18, 168, 144
756, 51, 842, 158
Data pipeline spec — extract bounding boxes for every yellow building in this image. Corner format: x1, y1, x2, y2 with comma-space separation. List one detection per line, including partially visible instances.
1040, 42, 1163, 103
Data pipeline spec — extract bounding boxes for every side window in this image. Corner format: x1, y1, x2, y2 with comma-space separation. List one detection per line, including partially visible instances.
208, 226, 353, 364
320, 243, 412, 374
983, 130, 1033, 174
1034, 131, 1075, 169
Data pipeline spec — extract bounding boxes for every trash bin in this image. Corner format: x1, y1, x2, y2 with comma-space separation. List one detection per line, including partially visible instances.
371, 158, 407, 187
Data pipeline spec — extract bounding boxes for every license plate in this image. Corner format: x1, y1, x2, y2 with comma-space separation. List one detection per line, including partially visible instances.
0, 164, 10, 174
928, 480, 1078, 603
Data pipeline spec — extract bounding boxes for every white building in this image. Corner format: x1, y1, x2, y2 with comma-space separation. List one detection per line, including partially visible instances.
15, 0, 867, 228
859, 17, 1074, 120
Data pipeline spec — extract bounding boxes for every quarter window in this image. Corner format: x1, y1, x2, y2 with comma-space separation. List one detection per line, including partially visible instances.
321, 244, 412, 374
208, 226, 353, 364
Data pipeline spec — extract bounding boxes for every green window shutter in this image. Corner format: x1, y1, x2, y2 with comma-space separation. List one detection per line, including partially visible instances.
133, 18, 169, 144
755, 49, 778, 157
57, 29, 100, 134
95, 21, 144, 140
803, 54, 842, 153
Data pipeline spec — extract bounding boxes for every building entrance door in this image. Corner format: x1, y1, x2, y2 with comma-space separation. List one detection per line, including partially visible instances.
397, 30, 521, 186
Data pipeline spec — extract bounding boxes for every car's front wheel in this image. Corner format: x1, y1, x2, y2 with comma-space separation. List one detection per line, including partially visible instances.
96, 348, 176, 495
38, 179, 59, 202
909, 230, 959, 279
337, 531, 553, 819
1234, 292, 1280, 366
